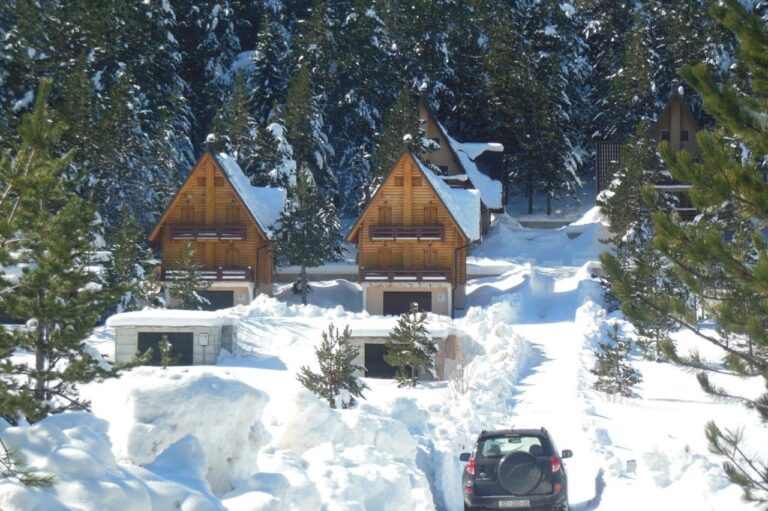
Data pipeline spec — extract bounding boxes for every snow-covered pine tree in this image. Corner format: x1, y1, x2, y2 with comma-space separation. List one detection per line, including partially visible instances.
297, 324, 369, 409
249, 13, 291, 126
106, 208, 154, 313
369, 86, 420, 186
272, 167, 345, 305
384, 303, 437, 387
604, 1, 768, 501
0, 80, 118, 424
165, 242, 210, 311
591, 323, 642, 398
212, 72, 258, 176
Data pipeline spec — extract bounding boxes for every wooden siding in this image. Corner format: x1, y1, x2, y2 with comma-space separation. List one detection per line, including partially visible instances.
353, 153, 468, 286
155, 153, 273, 287
419, 101, 463, 175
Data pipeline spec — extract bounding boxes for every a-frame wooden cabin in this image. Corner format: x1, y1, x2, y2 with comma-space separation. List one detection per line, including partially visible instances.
347, 149, 480, 317
417, 94, 505, 235
149, 149, 285, 309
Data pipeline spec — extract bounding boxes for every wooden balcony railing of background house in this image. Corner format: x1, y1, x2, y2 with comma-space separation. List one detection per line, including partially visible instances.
368, 224, 444, 241
169, 224, 246, 240
360, 268, 450, 282
161, 266, 253, 281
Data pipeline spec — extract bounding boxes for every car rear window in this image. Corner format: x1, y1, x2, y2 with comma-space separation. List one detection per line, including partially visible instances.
479, 435, 547, 458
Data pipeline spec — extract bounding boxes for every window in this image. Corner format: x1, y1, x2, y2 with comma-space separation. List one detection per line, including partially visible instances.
394, 176, 404, 186
379, 249, 391, 268
424, 205, 438, 225
181, 204, 195, 224
378, 205, 392, 225
480, 435, 546, 458
214, 177, 225, 187
424, 248, 438, 269
680, 130, 689, 142
225, 203, 240, 225
412, 177, 422, 187
197, 177, 206, 187
661, 130, 670, 141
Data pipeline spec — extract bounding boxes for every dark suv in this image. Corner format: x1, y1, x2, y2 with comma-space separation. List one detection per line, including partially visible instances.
459, 428, 572, 510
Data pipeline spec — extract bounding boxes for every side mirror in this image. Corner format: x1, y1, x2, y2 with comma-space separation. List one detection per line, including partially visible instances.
459, 452, 471, 462
561, 449, 573, 459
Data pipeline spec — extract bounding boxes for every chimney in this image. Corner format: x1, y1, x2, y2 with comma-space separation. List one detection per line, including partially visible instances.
205, 133, 216, 153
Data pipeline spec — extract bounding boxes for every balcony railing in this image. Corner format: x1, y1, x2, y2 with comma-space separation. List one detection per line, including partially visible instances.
169, 225, 246, 240
161, 266, 253, 282
360, 268, 450, 282
369, 224, 444, 241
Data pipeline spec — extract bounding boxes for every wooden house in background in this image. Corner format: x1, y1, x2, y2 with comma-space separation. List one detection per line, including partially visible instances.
347, 149, 480, 317
418, 95, 504, 235
596, 79, 702, 218
149, 149, 285, 310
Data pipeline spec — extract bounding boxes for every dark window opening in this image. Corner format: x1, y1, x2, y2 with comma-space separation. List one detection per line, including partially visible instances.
680, 130, 689, 142
661, 130, 671, 141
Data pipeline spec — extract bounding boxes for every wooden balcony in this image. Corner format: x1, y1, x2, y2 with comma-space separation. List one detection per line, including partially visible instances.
369, 224, 444, 241
169, 224, 246, 240
360, 268, 450, 282
161, 266, 253, 282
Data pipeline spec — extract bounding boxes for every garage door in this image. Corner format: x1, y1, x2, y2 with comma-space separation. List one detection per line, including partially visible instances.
383, 291, 432, 316
138, 332, 194, 366
201, 290, 234, 311
364, 343, 398, 378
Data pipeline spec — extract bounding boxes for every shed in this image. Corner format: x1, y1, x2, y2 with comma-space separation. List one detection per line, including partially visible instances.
107, 310, 236, 366
345, 316, 457, 380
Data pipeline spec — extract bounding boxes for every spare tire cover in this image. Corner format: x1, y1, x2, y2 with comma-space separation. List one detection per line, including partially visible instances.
496, 451, 543, 494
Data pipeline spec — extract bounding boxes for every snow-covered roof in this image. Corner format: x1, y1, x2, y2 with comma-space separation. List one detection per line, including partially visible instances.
437, 122, 504, 210
214, 153, 286, 238
413, 156, 481, 242
346, 316, 452, 338
106, 309, 235, 328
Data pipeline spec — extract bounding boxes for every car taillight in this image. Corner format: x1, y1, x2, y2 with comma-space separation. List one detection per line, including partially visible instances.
466, 457, 476, 476
551, 456, 561, 473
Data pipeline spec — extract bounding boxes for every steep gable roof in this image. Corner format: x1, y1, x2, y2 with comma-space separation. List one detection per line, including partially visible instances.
149, 151, 286, 242
346, 150, 480, 243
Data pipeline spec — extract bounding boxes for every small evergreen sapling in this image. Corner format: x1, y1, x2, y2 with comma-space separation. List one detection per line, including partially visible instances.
159, 335, 172, 369
165, 242, 210, 310
591, 323, 643, 398
384, 303, 437, 387
297, 324, 368, 409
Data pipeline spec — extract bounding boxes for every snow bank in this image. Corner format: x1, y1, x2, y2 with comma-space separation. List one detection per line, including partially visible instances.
89, 369, 268, 495
0, 413, 224, 511
106, 309, 235, 327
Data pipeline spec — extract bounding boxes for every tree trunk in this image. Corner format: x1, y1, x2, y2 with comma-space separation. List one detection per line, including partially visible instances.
300, 265, 308, 305
546, 192, 552, 216
527, 171, 534, 215
34, 320, 46, 403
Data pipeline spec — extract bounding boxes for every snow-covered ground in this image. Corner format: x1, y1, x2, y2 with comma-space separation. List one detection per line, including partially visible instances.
1, 207, 765, 511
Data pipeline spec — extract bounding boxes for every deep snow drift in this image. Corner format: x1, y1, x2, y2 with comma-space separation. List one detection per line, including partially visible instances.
1, 208, 764, 511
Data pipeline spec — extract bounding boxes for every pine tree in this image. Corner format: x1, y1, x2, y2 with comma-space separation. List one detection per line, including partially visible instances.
0, 437, 53, 487
165, 242, 210, 311
273, 167, 345, 305
591, 323, 642, 398
384, 303, 437, 387
249, 14, 291, 126
0, 80, 117, 424
602, 1, 768, 502
212, 72, 258, 176
369, 86, 420, 186
106, 208, 152, 313
297, 324, 368, 409
250, 123, 285, 187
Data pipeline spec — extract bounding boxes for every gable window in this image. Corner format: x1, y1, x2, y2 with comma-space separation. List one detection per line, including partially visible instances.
424, 205, 438, 225
181, 204, 195, 224
661, 130, 670, 141
412, 177, 422, 187
680, 130, 689, 142
214, 177, 225, 187
225, 203, 240, 225
394, 176, 404, 186
197, 177, 206, 187
378, 205, 392, 225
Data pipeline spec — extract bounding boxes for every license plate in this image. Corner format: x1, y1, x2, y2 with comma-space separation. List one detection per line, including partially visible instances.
498, 500, 530, 509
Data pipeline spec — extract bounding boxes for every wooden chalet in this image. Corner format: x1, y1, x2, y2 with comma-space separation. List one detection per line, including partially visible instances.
347, 149, 481, 317
149, 149, 285, 310
418, 95, 505, 235
596, 79, 702, 219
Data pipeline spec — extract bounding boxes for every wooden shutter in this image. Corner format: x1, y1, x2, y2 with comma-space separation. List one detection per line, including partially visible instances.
378, 205, 392, 225
424, 205, 437, 225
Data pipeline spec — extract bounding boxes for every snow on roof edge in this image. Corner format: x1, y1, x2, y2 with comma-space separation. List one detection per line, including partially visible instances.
107, 309, 235, 327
